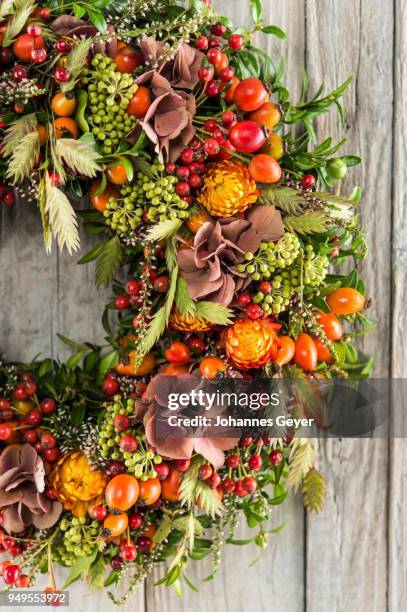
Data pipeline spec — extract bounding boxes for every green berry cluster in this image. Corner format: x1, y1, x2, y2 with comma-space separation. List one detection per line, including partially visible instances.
252, 269, 302, 315
238, 233, 301, 280
140, 161, 190, 223
54, 517, 99, 566
303, 244, 329, 287
98, 396, 162, 479
82, 54, 138, 155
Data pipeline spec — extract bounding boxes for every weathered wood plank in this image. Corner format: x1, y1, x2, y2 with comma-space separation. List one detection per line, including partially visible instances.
305, 1, 393, 611
147, 2, 306, 610
388, 1, 407, 610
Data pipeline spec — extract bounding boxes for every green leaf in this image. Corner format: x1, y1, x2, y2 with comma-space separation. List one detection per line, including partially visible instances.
138, 306, 167, 356
104, 571, 119, 588
165, 236, 177, 272
341, 154, 361, 167
96, 237, 123, 288
145, 218, 182, 242
66, 350, 87, 369
153, 515, 173, 545
63, 549, 98, 588
88, 10, 107, 33
88, 554, 106, 591
57, 334, 83, 350
98, 350, 119, 376
77, 242, 104, 265
195, 302, 234, 325
261, 186, 305, 215
175, 278, 196, 318
71, 404, 86, 427
250, 0, 262, 23
284, 212, 329, 235
117, 156, 133, 182
261, 25, 286, 39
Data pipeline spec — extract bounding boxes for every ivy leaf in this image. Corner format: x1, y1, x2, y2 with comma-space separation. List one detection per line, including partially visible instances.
44, 174, 80, 254
250, 0, 263, 23
61, 38, 93, 93
56, 139, 101, 178
195, 302, 234, 325
145, 218, 182, 241
95, 237, 123, 287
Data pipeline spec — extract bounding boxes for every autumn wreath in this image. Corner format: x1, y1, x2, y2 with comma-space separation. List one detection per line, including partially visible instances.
0, 0, 372, 603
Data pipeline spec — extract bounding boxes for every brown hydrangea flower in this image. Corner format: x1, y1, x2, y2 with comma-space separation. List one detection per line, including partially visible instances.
0, 444, 62, 534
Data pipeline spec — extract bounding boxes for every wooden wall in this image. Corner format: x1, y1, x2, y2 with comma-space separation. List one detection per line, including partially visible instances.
0, 1, 404, 610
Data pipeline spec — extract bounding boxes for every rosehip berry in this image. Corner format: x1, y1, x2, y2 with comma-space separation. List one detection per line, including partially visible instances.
129, 512, 143, 529
211, 23, 227, 37
55, 39, 71, 53
259, 281, 272, 294
43, 447, 59, 463
0, 424, 13, 441
269, 449, 283, 465
206, 81, 220, 97
9, 544, 23, 557
16, 574, 30, 588
108, 460, 126, 476
222, 111, 235, 126
44, 486, 58, 500
174, 458, 191, 472
246, 303, 263, 320
154, 276, 170, 293
2, 191, 15, 206
114, 414, 130, 431
27, 23, 42, 37
155, 462, 170, 481
54, 67, 70, 82
221, 477, 235, 494
195, 35, 208, 50
102, 377, 120, 396
126, 280, 142, 296
136, 536, 151, 554
242, 476, 257, 493
300, 174, 316, 189
179, 148, 194, 165
93, 505, 108, 521
237, 293, 252, 306
111, 556, 123, 571
176, 165, 190, 180
23, 380, 37, 396
26, 409, 42, 426
4, 564, 20, 585
115, 295, 130, 310
228, 34, 244, 50
207, 472, 221, 488
198, 67, 213, 82
206, 48, 222, 64
234, 480, 248, 497
198, 464, 213, 481
226, 454, 240, 468
190, 136, 201, 150
248, 454, 262, 471
0, 561, 10, 576
121, 543, 137, 562
31, 48, 47, 64
220, 67, 235, 82
40, 432, 56, 449
208, 36, 222, 48
175, 181, 190, 196
166, 163, 176, 174
40, 398, 56, 414
188, 173, 202, 189
12, 65, 28, 82
119, 434, 137, 453
0, 398, 10, 411
188, 161, 203, 175
0, 409, 13, 421
204, 138, 220, 156
23, 430, 37, 444
14, 102, 25, 114
0, 48, 12, 65
240, 436, 253, 447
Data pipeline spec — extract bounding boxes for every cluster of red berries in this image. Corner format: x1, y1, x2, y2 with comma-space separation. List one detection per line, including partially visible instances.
165, 137, 208, 201
236, 291, 273, 321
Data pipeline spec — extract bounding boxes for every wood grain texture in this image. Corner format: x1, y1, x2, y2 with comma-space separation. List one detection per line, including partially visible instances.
388, 0, 407, 610
305, 1, 393, 611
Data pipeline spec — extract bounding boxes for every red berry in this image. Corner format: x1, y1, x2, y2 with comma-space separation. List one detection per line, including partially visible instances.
114, 414, 130, 431
180, 148, 194, 164
203, 119, 218, 133
43, 447, 59, 463
259, 281, 272, 294
195, 35, 208, 50
240, 436, 253, 447
40, 398, 56, 414
188, 337, 205, 354
27, 23, 42, 37
269, 450, 283, 465
121, 543, 137, 562
246, 303, 263, 320
108, 460, 126, 476
0, 423, 13, 441
40, 432, 56, 449
301, 174, 316, 189
174, 458, 191, 472
208, 36, 222, 48
204, 138, 220, 156
238, 293, 252, 307
102, 377, 120, 396
242, 476, 257, 493
206, 48, 222, 64
176, 165, 190, 180
211, 23, 227, 37
248, 454, 262, 471
198, 464, 213, 481
229, 34, 244, 50
55, 39, 71, 53
9, 543, 23, 557
155, 462, 170, 481
221, 477, 235, 494
49, 172, 63, 187
126, 280, 142, 296
129, 512, 143, 529
234, 480, 248, 497
2, 190, 15, 206
188, 173, 202, 189
26, 409, 42, 426
119, 434, 137, 453
44, 486, 58, 500
222, 111, 235, 126
136, 536, 151, 554
12, 65, 29, 82
0, 398, 10, 411
16, 574, 30, 588
0, 48, 12, 65
115, 295, 130, 310
4, 564, 20, 585
206, 80, 220, 97
54, 67, 70, 83
23, 430, 37, 444
226, 454, 240, 468
190, 137, 201, 150
23, 380, 37, 396
93, 505, 108, 521
111, 556, 123, 570
31, 48, 47, 64
188, 161, 203, 175
198, 67, 213, 82
175, 181, 190, 197
207, 472, 221, 488
220, 66, 235, 82
166, 163, 176, 174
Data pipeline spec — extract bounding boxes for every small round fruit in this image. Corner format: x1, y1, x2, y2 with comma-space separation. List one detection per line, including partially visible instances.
164, 341, 190, 366
228, 34, 244, 50
269, 449, 283, 465
199, 356, 227, 379
162, 363, 189, 375
294, 334, 318, 371
314, 338, 334, 364
89, 180, 120, 212
37, 124, 47, 146
326, 158, 348, 180
233, 78, 269, 112
161, 466, 182, 502
51, 92, 77, 117
13, 34, 44, 63
272, 336, 295, 367
249, 101, 281, 130
3, 564, 20, 585
103, 512, 129, 537
138, 477, 161, 506
116, 351, 155, 377
113, 46, 143, 73
248, 154, 282, 184
105, 474, 139, 511
262, 134, 284, 159
127, 86, 151, 118
315, 312, 343, 340
326, 288, 366, 315
224, 76, 240, 104
53, 117, 79, 139
229, 121, 266, 153
106, 162, 129, 185
186, 208, 210, 233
